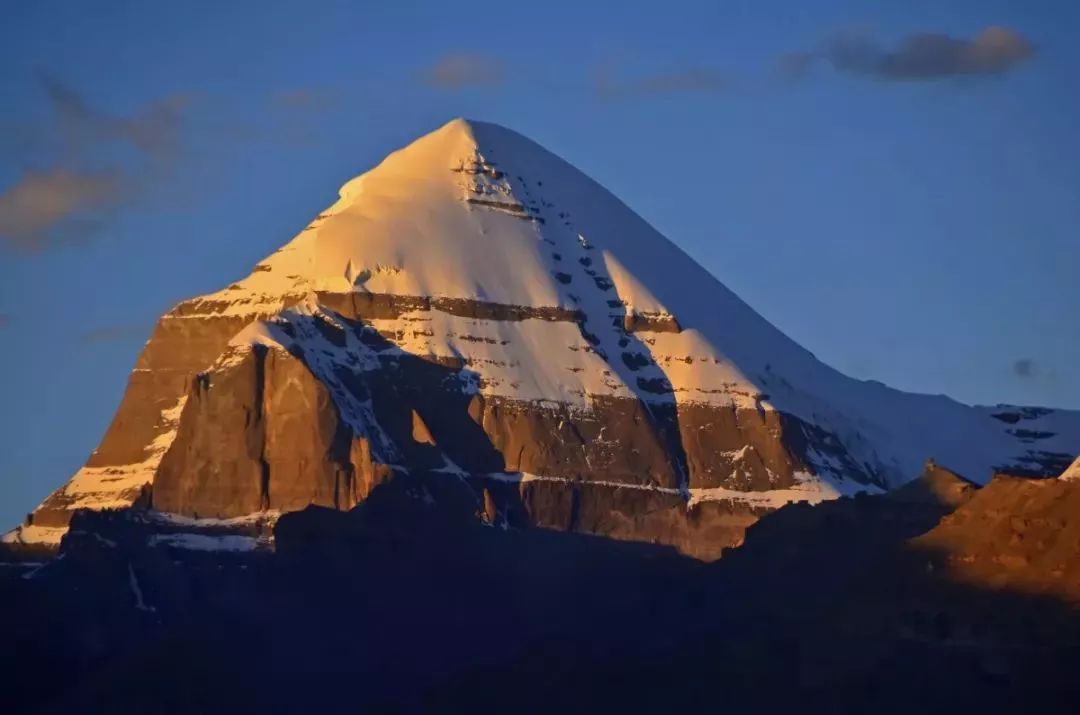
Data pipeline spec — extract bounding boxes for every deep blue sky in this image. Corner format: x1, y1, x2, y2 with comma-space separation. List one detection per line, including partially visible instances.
1, 0, 1078, 525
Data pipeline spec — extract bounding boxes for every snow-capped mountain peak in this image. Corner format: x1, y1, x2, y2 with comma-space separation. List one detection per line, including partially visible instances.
9, 119, 1080, 556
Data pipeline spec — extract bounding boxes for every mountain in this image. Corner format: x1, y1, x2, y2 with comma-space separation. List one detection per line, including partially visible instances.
6, 118, 1080, 558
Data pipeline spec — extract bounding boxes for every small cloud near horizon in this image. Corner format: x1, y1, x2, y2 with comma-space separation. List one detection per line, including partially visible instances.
422, 53, 504, 89
781, 26, 1035, 83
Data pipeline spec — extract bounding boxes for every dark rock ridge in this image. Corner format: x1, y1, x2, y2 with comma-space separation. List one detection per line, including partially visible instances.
4, 464, 1080, 713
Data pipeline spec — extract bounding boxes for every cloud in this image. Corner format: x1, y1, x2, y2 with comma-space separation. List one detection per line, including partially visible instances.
77, 324, 151, 346
784, 26, 1034, 82
422, 53, 504, 89
0, 75, 195, 253
0, 168, 127, 252
0, 313, 11, 329
1012, 357, 1039, 379
38, 73, 192, 162
595, 66, 728, 98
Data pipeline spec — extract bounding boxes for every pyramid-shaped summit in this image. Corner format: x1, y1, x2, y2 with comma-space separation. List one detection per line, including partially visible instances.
9, 119, 1080, 558
206, 116, 741, 316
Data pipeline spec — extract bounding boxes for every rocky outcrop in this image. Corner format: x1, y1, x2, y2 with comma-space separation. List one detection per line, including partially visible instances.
89, 301, 298, 469
478, 477, 765, 560
887, 458, 980, 508
153, 344, 392, 518
912, 465, 1080, 600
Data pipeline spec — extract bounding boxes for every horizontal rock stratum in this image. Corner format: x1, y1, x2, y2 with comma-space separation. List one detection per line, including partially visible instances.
8, 118, 1080, 558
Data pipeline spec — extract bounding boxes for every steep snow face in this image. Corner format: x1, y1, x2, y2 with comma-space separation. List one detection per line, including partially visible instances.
231, 119, 571, 308
1061, 457, 1080, 481
211, 118, 697, 315
173, 120, 824, 426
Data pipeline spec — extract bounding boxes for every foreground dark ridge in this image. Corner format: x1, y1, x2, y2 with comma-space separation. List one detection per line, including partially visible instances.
2, 460, 1079, 713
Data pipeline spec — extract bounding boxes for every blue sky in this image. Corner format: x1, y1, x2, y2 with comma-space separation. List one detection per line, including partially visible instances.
1, 0, 1078, 525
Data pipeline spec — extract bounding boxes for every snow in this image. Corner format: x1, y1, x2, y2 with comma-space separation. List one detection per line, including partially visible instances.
481, 471, 879, 509
148, 533, 259, 552
128, 562, 155, 612
1060, 456, 1080, 481
1, 523, 68, 547
30, 394, 188, 516
145, 512, 271, 552
149, 509, 281, 528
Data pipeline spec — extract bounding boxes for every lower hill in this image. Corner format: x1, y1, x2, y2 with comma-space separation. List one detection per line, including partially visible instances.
2, 458, 1079, 714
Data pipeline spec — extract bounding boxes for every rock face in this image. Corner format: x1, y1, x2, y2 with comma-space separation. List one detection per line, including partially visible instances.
912, 464, 1080, 600
10, 118, 1080, 555
887, 458, 980, 509
154, 345, 370, 518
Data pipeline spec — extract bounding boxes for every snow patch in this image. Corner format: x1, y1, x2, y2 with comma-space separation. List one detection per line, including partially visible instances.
128, 562, 155, 612
33, 394, 189, 520
1, 524, 68, 547
479, 471, 878, 509
149, 510, 281, 528
148, 533, 259, 552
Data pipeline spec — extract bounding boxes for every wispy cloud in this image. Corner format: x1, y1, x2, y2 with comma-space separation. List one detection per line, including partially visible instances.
782, 26, 1035, 83
421, 53, 504, 89
0, 168, 127, 252
77, 323, 151, 346
0, 76, 194, 253
0, 313, 11, 329
595, 66, 728, 99
37, 73, 192, 163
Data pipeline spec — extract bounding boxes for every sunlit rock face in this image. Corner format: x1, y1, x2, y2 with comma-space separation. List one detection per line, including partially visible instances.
10, 118, 1080, 557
